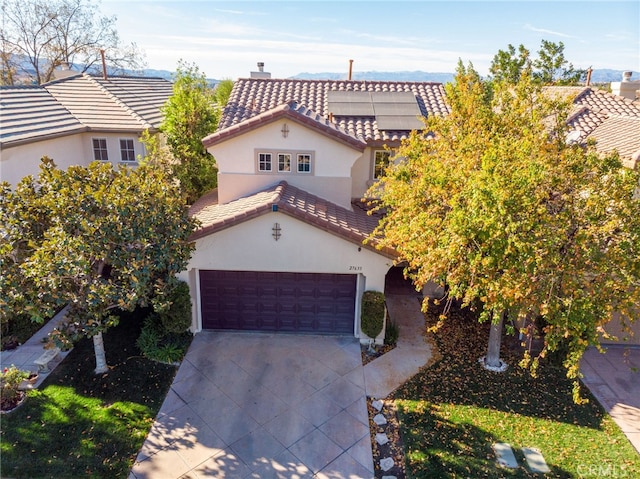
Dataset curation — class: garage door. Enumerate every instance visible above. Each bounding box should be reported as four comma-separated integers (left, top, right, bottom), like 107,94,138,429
199,270,357,334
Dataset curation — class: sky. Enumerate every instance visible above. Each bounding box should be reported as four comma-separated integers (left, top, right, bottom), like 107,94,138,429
102,0,640,80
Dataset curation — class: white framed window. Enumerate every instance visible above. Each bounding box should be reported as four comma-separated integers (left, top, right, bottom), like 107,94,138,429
297,154,311,173
119,138,136,162
256,149,313,174
258,152,272,171
92,138,108,161
278,153,291,172
373,150,391,179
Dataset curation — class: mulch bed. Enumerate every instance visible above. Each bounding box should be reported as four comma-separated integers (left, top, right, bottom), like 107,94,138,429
361,342,396,366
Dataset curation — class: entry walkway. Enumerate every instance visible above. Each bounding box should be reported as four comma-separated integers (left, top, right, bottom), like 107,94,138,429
0,307,71,389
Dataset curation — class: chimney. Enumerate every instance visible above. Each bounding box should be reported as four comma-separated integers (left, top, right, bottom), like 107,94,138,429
611,71,640,100
250,62,271,79
348,59,353,81
585,67,592,86
52,61,76,80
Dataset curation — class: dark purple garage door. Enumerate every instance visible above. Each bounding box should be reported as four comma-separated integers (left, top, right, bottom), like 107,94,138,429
199,270,356,334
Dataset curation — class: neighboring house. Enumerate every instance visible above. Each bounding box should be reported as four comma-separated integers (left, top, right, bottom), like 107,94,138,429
548,83,640,345
182,77,449,340
0,72,173,186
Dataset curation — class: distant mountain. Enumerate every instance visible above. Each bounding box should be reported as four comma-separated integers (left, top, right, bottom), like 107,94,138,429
289,69,639,84
290,71,455,83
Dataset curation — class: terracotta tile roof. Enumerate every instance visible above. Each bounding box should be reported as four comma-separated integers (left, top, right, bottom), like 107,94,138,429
559,86,640,166
0,86,85,148
1,73,173,147
190,181,395,257
203,101,367,150
218,78,449,144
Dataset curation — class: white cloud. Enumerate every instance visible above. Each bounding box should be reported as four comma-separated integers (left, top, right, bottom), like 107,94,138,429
524,24,573,39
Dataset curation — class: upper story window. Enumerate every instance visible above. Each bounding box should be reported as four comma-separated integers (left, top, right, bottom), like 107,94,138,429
119,139,136,162
374,150,391,179
297,154,311,173
256,149,313,174
258,152,272,171
92,138,108,161
278,153,291,172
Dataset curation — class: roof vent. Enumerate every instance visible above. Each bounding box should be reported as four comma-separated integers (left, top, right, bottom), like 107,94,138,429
251,62,271,79
622,71,633,82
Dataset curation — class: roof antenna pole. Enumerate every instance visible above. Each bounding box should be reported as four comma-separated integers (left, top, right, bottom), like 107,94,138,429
348,59,353,81
100,49,107,80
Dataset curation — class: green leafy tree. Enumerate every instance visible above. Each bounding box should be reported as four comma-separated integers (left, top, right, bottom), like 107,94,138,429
161,61,219,204
214,78,234,107
0,158,197,374
367,62,640,401
490,40,585,85
0,0,145,85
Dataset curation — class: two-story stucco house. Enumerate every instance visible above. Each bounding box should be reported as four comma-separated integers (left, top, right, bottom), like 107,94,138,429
181,77,449,340
182,73,640,345
0,72,173,186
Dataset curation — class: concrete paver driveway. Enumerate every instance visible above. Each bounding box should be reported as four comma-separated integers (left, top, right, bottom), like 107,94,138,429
130,332,373,479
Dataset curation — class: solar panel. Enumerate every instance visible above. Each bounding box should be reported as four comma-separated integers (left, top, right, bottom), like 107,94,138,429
327,91,374,116
376,116,424,131
327,89,423,131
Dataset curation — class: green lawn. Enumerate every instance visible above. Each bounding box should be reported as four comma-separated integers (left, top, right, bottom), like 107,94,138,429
393,301,640,478
0,308,180,479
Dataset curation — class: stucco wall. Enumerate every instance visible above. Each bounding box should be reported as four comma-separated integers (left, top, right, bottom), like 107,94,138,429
180,212,393,335
1,132,144,186
208,120,363,208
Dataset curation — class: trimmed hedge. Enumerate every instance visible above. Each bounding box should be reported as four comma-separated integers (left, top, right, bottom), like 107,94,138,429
361,291,385,340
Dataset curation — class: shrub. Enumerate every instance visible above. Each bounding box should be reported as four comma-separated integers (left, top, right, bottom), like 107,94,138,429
154,281,192,334
361,291,385,340
137,281,193,363
384,312,400,346
1,365,28,407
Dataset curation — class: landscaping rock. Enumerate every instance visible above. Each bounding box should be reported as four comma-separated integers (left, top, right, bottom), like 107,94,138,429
375,432,389,445
380,457,395,471
373,413,387,426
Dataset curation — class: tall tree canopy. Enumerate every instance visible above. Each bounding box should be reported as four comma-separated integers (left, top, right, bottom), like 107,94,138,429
160,61,220,204
490,40,585,85
0,0,145,85
368,62,640,401
0,159,197,373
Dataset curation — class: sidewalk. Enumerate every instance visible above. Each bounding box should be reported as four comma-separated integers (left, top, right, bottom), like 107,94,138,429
580,345,640,454
0,307,71,389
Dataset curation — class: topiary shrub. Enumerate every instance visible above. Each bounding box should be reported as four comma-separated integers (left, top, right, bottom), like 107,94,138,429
361,291,385,340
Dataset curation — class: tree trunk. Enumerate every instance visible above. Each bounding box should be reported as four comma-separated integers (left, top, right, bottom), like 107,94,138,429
93,332,109,374
485,310,505,368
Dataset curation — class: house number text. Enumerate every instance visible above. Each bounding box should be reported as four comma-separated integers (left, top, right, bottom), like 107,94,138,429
348,266,363,271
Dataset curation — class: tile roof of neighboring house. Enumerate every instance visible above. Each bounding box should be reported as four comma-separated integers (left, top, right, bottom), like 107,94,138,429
0,73,173,148
203,100,367,150
218,78,450,144
189,181,394,257
559,86,640,166
0,85,85,147
44,74,172,131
